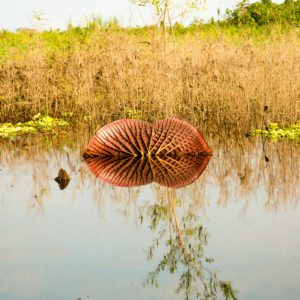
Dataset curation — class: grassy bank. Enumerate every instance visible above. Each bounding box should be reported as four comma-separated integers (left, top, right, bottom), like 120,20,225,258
0,12,299,134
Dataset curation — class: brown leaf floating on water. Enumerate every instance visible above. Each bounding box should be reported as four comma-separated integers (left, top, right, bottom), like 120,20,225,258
83,117,212,188
83,119,152,157
55,168,71,190
150,117,212,156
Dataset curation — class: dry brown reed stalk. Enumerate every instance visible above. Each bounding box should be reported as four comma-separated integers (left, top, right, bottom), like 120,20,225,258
0,30,299,134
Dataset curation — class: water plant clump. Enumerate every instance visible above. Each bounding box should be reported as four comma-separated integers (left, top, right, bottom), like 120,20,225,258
0,113,69,138
248,123,300,141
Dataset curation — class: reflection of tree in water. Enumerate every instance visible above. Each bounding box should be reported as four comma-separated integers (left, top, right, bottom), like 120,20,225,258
140,189,237,300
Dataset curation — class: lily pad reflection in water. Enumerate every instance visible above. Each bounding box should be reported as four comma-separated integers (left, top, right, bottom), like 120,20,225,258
84,154,211,188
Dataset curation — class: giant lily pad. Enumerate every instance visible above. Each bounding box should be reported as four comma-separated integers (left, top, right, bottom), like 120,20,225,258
84,117,212,188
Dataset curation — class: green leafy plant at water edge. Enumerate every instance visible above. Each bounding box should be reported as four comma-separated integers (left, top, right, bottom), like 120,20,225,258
125,109,143,120
0,113,69,138
248,123,300,141
83,115,93,122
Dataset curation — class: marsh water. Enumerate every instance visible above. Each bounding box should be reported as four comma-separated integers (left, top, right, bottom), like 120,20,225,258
0,127,299,300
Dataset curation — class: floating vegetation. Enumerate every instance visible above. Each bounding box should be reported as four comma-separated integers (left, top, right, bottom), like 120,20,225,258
248,123,300,141
83,115,93,122
0,113,69,138
125,109,143,120
54,168,71,190
61,112,74,118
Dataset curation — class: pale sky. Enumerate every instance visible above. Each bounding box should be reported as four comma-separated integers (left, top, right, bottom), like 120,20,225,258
0,0,283,31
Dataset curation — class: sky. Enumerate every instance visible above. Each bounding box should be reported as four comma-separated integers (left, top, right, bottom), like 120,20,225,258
0,0,284,31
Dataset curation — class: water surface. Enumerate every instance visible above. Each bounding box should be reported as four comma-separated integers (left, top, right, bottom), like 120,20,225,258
0,130,299,300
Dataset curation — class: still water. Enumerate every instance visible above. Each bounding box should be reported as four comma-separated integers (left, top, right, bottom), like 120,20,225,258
0,129,299,300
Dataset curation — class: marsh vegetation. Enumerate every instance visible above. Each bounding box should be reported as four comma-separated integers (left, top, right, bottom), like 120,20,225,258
0,1,300,299
0,0,299,136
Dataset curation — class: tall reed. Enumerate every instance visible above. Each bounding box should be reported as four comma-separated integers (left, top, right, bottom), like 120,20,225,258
0,28,299,134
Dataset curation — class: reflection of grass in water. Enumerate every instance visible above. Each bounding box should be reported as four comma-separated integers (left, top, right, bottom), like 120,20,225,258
1,130,300,213
248,123,300,141
0,113,69,138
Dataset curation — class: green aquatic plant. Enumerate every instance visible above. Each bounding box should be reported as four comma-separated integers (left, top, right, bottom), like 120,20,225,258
125,109,143,120
248,123,300,141
0,123,38,138
0,113,69,138
83,115,93,122
61,111,75,118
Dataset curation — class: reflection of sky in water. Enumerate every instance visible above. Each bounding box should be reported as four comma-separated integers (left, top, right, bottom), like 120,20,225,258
204,201,300,299
0,135,299,300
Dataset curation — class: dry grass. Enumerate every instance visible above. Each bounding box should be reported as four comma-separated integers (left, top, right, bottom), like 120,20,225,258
0,30,299,133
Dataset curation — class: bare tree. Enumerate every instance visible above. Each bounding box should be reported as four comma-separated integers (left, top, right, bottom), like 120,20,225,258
132,0,206,40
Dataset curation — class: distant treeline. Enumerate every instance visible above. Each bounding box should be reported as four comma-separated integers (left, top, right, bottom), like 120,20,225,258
223,0,300,26
172,0,300,33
